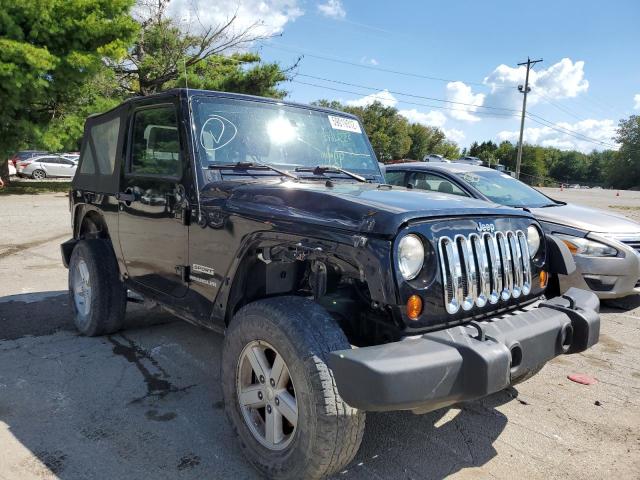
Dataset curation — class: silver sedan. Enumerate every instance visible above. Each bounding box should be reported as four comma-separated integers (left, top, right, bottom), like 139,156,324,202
385,162,640,299
16,154,78,179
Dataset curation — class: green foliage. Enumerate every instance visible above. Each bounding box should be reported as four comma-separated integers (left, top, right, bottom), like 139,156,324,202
0,180,71,195
606,116,640,189
0,0,137,180
170,53,288,99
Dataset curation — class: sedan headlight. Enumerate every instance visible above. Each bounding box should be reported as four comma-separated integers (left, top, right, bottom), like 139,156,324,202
555,233,617,257
526,225,541,258
398,234,424,280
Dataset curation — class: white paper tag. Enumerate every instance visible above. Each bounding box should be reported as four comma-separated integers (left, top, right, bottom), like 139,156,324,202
328,115,362,133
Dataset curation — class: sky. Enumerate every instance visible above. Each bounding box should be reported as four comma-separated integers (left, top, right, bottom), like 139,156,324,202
169,0,640,153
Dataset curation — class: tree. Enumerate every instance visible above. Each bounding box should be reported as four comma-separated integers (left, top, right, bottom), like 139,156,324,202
407,124,446,160
607,115,640,189
0,0,137,183
114,0,277,95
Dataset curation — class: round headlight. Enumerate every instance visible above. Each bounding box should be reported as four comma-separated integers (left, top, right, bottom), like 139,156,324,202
398,234,424,280
527,225,541,258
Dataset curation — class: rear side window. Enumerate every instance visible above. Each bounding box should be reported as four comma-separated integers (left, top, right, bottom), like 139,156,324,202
407,172,468,196
80,116,120,175
130,106,181,177
385,171,406,186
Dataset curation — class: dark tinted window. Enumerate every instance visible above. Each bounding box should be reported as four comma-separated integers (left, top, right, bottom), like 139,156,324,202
41,157,60,164
408,172,467,196
385,171,406,186
131,106,181,177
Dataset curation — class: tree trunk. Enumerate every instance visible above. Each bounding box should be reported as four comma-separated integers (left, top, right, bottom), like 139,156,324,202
0,159,10,186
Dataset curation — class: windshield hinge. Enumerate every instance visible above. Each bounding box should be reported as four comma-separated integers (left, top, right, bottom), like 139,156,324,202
175,265,190,283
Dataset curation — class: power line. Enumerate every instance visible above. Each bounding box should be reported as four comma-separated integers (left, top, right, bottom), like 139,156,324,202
294,73,520,113
524,115,618,149
289,79,521,118
262,42,498,88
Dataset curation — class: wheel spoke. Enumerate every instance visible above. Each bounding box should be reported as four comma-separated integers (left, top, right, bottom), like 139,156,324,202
276,390,298,427
270,353,289,389
238,385,265,408
265,409,283,447
247,345,270,380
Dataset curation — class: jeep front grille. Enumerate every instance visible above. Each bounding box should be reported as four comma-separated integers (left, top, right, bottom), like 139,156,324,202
438,230,532,314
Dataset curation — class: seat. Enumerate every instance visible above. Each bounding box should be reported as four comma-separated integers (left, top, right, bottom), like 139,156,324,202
438,182,454,194
414,179,431,191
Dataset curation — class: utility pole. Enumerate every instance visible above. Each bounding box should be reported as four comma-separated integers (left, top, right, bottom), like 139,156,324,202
515,57,543,179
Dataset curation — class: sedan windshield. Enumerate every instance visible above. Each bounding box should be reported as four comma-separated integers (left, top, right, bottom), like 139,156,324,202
456,170,557,208
192,96,380,178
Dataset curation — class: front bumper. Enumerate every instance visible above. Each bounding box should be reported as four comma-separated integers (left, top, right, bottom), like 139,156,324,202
560,233,640,299
328,288,600,412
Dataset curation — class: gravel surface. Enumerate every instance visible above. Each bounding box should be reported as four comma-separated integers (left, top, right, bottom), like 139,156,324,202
0,192,639,480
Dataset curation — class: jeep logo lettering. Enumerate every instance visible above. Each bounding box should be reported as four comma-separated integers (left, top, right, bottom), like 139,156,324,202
476,222,495,233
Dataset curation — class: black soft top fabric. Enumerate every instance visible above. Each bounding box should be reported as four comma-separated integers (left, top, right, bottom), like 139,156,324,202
72,104,128,194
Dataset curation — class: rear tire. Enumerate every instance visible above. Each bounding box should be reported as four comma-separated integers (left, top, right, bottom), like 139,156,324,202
68,239,126,336
222,296,365,480
31,169,46,180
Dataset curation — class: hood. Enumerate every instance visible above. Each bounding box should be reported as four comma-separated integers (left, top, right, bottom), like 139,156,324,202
531,202,640,234
201,179,530,237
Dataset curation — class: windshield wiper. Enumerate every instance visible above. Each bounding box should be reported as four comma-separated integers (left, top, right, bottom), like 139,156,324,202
208,161,298,180
294,165,367,183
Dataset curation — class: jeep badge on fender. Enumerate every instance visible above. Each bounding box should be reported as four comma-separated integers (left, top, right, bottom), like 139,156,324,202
60,89,600,480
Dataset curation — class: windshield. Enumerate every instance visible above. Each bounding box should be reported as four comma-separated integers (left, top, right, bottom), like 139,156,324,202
192,96,380,178
456,170,556,208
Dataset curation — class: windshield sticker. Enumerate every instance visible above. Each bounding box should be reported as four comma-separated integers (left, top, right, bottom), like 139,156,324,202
200,115,238,151
462,172,480,184
328,115,362,134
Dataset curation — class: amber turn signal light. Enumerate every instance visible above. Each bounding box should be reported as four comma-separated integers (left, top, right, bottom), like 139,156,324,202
540,270,548,288
561,240,578,255
407,295,423,320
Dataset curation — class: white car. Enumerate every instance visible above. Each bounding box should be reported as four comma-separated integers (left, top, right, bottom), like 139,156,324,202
16,154,78,179
7,160,16,176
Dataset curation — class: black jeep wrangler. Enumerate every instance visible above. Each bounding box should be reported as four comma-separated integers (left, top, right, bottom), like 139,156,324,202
61,89,600,479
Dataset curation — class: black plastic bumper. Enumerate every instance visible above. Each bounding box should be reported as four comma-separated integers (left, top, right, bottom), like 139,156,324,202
328,288,600,412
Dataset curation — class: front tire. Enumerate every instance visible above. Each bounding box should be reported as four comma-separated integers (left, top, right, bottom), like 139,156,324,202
68,239,126,336
222,296,365,480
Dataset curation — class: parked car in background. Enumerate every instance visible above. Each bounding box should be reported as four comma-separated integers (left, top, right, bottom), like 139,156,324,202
8,150,48,168
386,162,640,300
16,154,78,179
423,154,449,162
455,155,483,165
62,153,80,163
7,160,16,176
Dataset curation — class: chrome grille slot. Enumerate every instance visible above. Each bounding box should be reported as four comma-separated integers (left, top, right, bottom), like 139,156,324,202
438,229,531,314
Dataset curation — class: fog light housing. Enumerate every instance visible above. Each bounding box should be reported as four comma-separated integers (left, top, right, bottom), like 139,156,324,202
406,295,423,320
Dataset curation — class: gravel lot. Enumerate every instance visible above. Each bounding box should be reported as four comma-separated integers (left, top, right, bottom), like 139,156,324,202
1,189,639,480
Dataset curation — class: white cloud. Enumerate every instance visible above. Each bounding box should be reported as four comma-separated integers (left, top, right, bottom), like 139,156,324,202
497,118,617,153
360,56,379,66
398,108,447,128
346,89,397,108
634,94,640,110
446,81,485,122
164,0,303,37
443,128,465,143
482,58,589,112
317,0,346,19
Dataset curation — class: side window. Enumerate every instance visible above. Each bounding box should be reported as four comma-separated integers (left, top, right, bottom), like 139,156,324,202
41,157,59,164
130,106,181,177
79,116,119,175
385,171,406,186
408,172,468,197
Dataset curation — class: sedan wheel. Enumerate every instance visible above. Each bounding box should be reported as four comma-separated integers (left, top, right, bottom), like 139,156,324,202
32,169,46,180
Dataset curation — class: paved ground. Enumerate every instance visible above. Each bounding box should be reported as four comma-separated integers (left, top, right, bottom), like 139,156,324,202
1,190,639,480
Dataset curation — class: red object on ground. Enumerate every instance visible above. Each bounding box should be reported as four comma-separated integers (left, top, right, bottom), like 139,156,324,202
567,373,597,385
